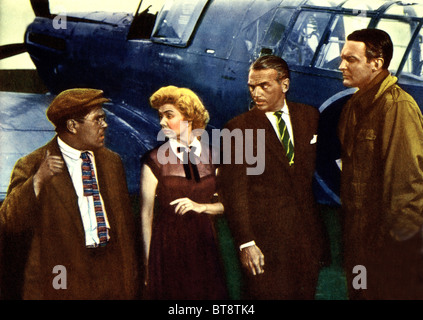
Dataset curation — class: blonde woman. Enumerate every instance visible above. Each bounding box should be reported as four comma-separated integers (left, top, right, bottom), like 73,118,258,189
140,86,228,299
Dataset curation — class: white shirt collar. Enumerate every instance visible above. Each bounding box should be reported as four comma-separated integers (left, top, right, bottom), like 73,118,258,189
264,100,294,145
265,100,289,117
57,136,91,160
169,137,202,161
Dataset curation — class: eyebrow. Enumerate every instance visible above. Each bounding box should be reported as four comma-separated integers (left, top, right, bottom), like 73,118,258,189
341,53,359,60
159,109,175,116
248,80,270,87
162,108,175,113
85,110,105,119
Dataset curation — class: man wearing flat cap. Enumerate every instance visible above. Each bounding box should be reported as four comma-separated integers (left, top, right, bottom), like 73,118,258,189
0,88,139,299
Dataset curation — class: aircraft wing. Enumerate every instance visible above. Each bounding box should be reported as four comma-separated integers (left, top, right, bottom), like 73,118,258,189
102,99,161,195
0,92,56,200
0,91,160,201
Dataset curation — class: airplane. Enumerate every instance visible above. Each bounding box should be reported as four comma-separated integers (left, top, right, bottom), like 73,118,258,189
2,0,423,301
1,0,423,208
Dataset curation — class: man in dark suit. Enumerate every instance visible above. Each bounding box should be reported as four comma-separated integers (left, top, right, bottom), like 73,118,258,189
218,55,328,299
0,88,139,299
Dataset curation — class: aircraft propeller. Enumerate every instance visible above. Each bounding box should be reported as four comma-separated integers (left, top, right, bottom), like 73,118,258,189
0,44,27,60
30,0,51,18
0,0,50,60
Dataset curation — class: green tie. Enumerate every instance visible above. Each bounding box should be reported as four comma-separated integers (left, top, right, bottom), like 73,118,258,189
274,111,294,166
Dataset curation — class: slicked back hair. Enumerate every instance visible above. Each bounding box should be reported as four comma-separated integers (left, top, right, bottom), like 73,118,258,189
250,55,290,83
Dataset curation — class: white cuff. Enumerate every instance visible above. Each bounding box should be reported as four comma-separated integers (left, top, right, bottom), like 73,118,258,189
239,240,256,251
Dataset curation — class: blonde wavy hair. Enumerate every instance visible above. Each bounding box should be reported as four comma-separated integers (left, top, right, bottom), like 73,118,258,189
149,86,210,130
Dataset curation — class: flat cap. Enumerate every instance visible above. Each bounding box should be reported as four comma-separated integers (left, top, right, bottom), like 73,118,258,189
46,88,110,126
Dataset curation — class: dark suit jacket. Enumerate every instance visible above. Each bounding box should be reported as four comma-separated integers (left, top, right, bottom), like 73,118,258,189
0,137,139,299
218,103,327,299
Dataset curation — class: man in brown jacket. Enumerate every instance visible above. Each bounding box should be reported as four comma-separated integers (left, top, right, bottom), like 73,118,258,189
338,29,423,299
218,55,328,299
0,88,139,299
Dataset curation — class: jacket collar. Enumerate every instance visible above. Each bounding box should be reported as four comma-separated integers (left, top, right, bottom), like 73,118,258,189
353,70,396,109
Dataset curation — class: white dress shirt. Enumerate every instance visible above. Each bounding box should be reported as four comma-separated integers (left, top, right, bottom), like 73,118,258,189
57,137,110,247
265,100,294,145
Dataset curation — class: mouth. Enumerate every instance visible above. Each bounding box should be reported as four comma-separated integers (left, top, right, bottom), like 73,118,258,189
254,100,266,106
162,128,177,138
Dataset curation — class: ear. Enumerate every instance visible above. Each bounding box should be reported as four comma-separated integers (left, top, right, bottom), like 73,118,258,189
281,78,290,94
66,119,78,134
371,58,385,72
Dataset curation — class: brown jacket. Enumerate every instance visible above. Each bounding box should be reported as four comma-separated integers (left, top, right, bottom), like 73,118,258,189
218,103,328,299
0,137,139,299
338,71,423,299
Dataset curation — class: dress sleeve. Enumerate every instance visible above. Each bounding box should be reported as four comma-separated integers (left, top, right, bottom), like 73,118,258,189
142,149,161,179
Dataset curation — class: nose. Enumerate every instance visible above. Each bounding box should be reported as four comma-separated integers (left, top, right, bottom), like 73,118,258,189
160,117,167,128
101,119,108,128
339,59,347,70
251,86,262,99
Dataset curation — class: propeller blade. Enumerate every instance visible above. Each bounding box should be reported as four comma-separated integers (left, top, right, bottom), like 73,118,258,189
0,43,27,60
30,0,51,18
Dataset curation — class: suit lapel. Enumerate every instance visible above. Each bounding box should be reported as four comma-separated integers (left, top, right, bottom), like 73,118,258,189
47,138,85,238
288,102,303,164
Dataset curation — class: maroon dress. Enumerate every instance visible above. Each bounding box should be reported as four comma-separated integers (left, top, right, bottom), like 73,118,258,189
144,142,228,300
